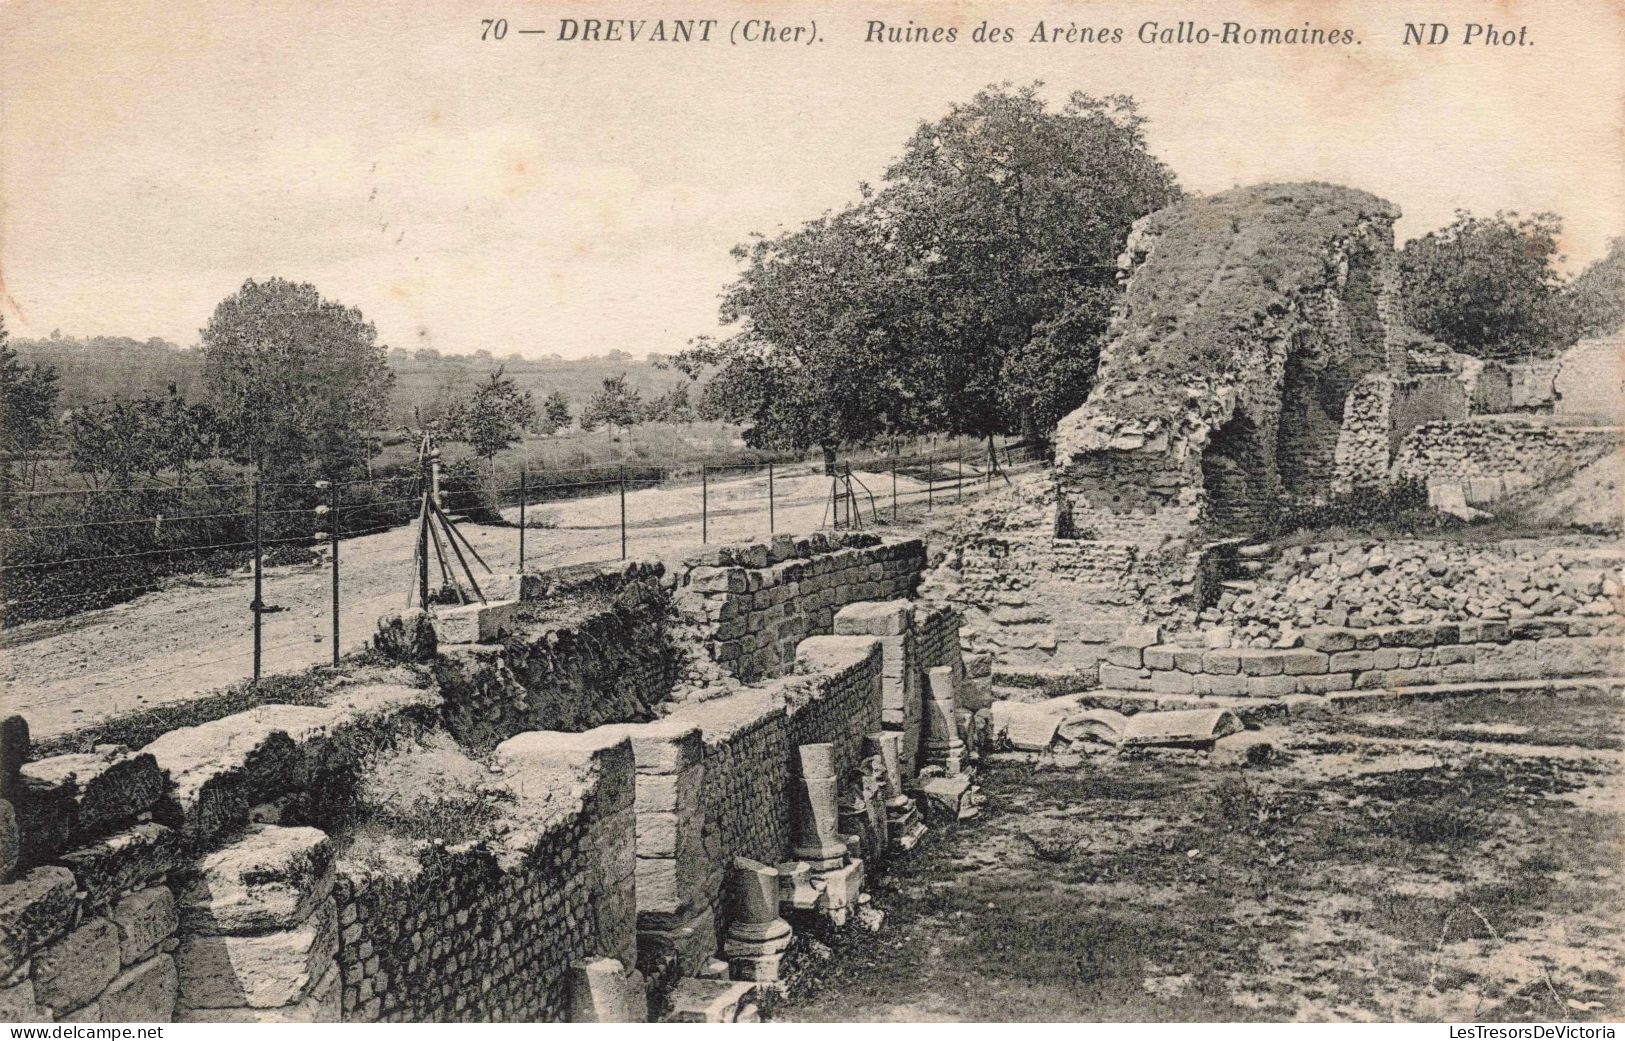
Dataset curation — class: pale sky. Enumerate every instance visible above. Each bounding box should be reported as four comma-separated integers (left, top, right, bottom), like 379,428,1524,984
2,0,1621,357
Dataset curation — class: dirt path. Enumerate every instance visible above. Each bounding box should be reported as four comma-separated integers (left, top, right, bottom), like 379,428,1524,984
772,690,1625,1022
0,466,960,739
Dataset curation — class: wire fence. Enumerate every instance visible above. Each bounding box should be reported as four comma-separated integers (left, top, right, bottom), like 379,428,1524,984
0,437,1042,721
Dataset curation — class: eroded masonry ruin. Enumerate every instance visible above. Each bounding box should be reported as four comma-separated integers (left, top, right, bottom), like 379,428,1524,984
1054,183,1412,544
0,534,991,1023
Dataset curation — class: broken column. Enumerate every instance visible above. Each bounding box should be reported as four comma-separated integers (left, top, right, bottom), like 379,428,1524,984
917,668,980,822
836,759,888,866
790,744,846,871
922,667,966,775
865,732,925,853
721,858,793,992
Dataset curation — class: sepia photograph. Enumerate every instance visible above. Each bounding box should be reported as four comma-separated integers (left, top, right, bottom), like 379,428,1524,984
0,0,1622,1028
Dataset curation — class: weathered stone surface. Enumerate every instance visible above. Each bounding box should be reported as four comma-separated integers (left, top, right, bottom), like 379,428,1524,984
17,747,163,843
432,600,522,645
372,609,438,662
178,825,333,934
0,972,47,1021
177,963,339,1022
109,887,175,966
99,954,177,1022
145,706,339,845
666,977,757,1023
175,902,336,1009
833,601,912,637
0,866,77,972
33,918,120,1016
1119,709,1243,748
58,823,182,913
567,957,647,1023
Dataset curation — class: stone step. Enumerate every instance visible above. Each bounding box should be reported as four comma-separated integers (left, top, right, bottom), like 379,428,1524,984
1219,580,1257,593
1236,543,1277,560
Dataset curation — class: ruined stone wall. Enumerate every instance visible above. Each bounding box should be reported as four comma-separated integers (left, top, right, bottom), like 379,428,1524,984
3,747,182,1023
1332,373,1470,493
1555,336,1625,420
429,563,678,750
1099,617,1623,698
671,534,925,684
1393,418,1620,504
921,528,1205,674
1054,183,1405,546
335,730,636,1023
1473,359,1560,413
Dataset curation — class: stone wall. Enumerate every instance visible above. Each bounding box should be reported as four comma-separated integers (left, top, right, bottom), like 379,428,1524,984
1099,616,1623,698
1555,336,1625,420
671,534,925,685
1054,183,1406,546
1393,418,1620,505
1474,359,1560,414
921,528,1206,674
1332,372,1471,493
429,563,678,750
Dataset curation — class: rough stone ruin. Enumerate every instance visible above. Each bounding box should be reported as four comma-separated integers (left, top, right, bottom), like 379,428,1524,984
1054,183,1410,545
0,534,990,1023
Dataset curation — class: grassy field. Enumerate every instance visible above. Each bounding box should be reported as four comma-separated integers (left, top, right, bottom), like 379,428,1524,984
772,691,1625,1022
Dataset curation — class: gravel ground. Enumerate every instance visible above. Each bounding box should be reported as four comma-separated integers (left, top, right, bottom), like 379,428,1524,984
0,466,962,738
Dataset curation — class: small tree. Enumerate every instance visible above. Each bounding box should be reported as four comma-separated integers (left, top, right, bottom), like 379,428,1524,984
0,317,61,493
541,390,572,433
1399,211,1579,359
457,366,536,471
579,374,642,442
67,388,220,488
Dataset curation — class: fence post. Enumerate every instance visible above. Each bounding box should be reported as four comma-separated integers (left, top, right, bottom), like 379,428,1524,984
329,479,340,666
926,444,933,513
619,465,627,560
701,466,708,544
891,443,898,522
957,440,964,503
251,473,262,685
518,466,527,571
768,462,775,533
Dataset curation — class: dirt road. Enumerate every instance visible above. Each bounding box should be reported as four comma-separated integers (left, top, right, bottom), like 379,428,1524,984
0,466,958,738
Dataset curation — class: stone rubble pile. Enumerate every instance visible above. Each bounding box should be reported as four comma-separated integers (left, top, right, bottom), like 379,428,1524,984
1208,539,1623,642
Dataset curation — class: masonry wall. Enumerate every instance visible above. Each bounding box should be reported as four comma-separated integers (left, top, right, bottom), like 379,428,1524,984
672,534,925,685
1393,418,1620,504
430,563,679,750
1473,359,1559,414
920,530,1205,674
1555,336,1625,420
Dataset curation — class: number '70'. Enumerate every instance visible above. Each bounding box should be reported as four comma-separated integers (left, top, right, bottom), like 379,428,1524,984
481,18,507,39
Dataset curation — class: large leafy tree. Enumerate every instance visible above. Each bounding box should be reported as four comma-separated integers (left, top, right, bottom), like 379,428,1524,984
1399,211,1580,359
1564,236,1625,340
880,87,1179,447
66,387,221,487
682,203,926,468
201,278,395,475
683,85,1179,462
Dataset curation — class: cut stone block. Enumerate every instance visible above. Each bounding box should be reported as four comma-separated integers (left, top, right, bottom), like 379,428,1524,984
58,823,182,914
33,918,120,1016
99,954,177,1023
17,747,164,843
0,866,77,973
432,600,522,644
666,977,757,1023
110,887,176,966
568,957,647,1023
1118,708,1243,748
833,601,912,636
175,902,336,1009
145,706,340,846
177,825,333,934
988,701,1063,751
